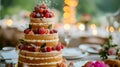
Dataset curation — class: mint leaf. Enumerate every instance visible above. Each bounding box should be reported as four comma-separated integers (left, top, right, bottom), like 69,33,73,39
48,24,52,30
19,39,25,44
41,43,46,48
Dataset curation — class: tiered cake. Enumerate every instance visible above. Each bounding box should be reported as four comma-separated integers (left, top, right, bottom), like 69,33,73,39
18,4,65,67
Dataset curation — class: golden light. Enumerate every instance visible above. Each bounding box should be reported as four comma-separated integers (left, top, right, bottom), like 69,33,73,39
63,12,70,18
63,6,70,12
78,23,85,31
90,24,96,30
92,30,97,36
105,26,109,32
118,27,120,32
6,19,13,26
109,26,114,32
64,24,70,30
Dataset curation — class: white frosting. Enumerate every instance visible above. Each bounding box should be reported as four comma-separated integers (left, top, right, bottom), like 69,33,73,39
24,39,59,42
19,54,62,60
18,60,61,65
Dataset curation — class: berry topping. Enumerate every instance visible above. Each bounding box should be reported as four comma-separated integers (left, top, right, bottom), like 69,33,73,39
28,30,34,35
53,29,58,33
24,28,31,34
45,12,50,18
33,29,39,34
30,12,36,18
47,47,52,52
28,47,35,52
19,45,28,50
52,47,56,50
61,45,64,49
39,8,44,13
39,27,45,34
34,6,40,12
50,30,54,34
41,47,47,52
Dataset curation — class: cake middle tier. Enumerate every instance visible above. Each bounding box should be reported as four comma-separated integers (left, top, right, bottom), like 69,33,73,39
24,34,59,46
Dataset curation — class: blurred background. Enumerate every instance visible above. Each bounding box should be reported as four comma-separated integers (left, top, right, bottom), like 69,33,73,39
0,0,120,49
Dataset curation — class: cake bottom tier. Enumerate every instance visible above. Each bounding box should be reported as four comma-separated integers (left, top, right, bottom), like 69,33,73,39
18,62,60,67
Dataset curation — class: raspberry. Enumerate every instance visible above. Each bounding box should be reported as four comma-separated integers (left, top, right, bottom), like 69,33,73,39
53,29,58,33
41,47,47,52
24,28,31,34
56,45,61,51
45,12,50,18
39,8,44,13
47,47,52,52
28,47,35,52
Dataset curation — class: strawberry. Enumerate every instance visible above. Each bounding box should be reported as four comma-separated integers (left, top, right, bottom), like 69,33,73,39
24,28,31,34
53,29,58,33
28,47,35,52
39,27,45,34
45,12,50,18
41,4,47,9
39,8,44,13
41,47,47,52
47,47,52,52
28,30,34,35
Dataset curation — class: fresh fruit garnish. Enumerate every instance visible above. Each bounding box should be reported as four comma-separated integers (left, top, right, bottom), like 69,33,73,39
56,45,61,51
19,45,28,50
33,29,39,34
28,30,34,35
61,45,64,49
45,12,50,18
39,8,44,13
34,6,40,12
41,4,47,9
24,28,31,34
47,47,52,52
19,39,26,45
52,47,56,50
30,12,36,18
28,46,35,52
50,30,54,34
53,29,58,33
45,29,50,34
48,24,52,30
39,27,45,34
41,43,46,48
41,47,47,52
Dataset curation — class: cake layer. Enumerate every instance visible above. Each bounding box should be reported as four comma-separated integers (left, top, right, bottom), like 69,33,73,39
25,34,58,40
30,22,54,29
18,50,62,67
26,41,58,47
18,62,59,67
30,18,54,23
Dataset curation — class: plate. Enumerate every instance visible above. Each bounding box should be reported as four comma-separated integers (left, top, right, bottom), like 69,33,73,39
74,61,88,67
62,48,88,59
79,44,102,54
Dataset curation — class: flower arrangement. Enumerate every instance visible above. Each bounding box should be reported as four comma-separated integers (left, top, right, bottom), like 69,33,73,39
82,61,109,67
99,35,119,60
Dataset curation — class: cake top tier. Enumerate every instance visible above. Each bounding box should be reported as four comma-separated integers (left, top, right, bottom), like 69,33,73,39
30,4,55,18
